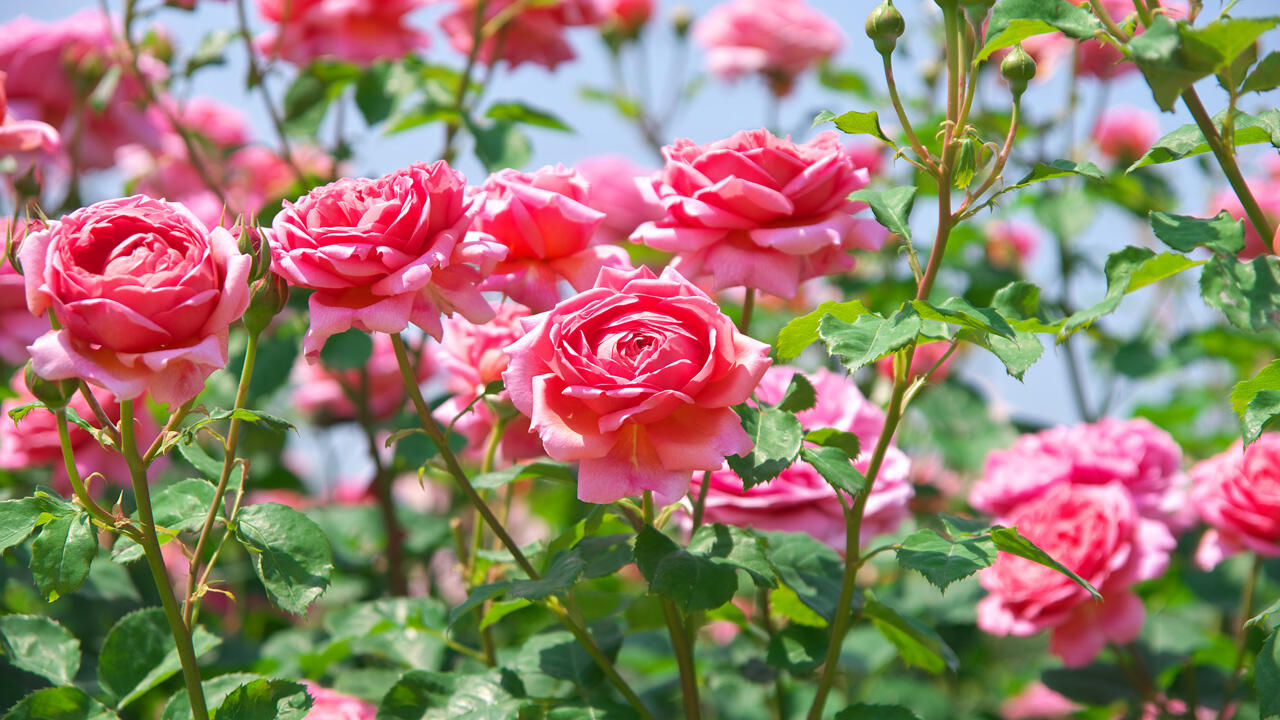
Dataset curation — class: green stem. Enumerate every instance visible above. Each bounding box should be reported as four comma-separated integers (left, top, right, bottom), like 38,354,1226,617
54,409,136,539
739,288,756,336
881,52,936,175
758,588,787,720
441,0,490,162
234,0,310,185
691,470,712,531
645,491,701,720
120,400,210,720
1218,556,1261,719
1181,88,1276,242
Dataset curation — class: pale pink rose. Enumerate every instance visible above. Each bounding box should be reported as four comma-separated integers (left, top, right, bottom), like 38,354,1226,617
433,301,543,464
1,219,49,366
292,333,433,423
255,0,429,67
1000,682,1079,720
576,155,663,245
20,196,251,406
971,417,1187,532
985,220,1039,269
875,340,955,383
977,481,1172,667
267,161,506,359
1189,435,1280,569
689,366,912,548
301,683,376,720
632,129,886,299
503,265,772,504
1208,179,1280,259
0,10,167,170
1094,106,1158,163
0,71,59,165
473,165,627,312
440,0,601,70
596,0,652,35
693,0,842,95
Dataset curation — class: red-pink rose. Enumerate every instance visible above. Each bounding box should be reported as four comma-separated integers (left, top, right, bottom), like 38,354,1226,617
632,129,886,299
575,155,664,245
255,0,429,66
1093,106,1158,163
690,367,912,548
1208,179,1280,259
503,265,772,504
693,0,842,95
440,0,601,70
596,0,652,36
20,196,251,406
293,333,433,423
300,683,376,720
1189,435,1280,569
1,219,49,366
977,481,1172,667
473,165,628,312
267,161,506,359
985,219,1039,269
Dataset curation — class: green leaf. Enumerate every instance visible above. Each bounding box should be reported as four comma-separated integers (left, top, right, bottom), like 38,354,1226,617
688,523,777,588
216,679,313,720
776,300,870,360
1243,51,1280,93
176,439,223,482
967,328,1045,381
1259,627,1279,719
980,0,1101,61
446,582,511,627
471,461,575,491
1242,389,1280,445
835,704,922,720
98,608,221,707
819,110,894,146
0,498,47,554
160,673,262,720
1248,596,1280,629
378,670,531,720
0,615,81,685
766,624,828,674
895,528,996,592
0,688,118,720
87,65,122,113
1200,254,1280,332
633,526,738,612
849,187,916,241
467,119,532,172
760,531,846,623
1125,252,1205,293
319,327,373,371
183,30,234,75
1008,159,1105,190
485,102,572,131
912,297,1014,338
573,534,633,579
30,513,97,601
509,551,587,600
992,281,1042,320
354,63,396,126
1130,17,1280,110
1128,109,1280,170
818,66,870,97
1150,210,1245,255
1063,246,1157,333
283,65,353,137
1232,360,1280,415
804,428,861,458
234,502,334,615
862,597,958,674
777,372,816,413
819,306,922,373
150,478,218,533
990,526,1101,599
726,405,804,489
800,446,866,496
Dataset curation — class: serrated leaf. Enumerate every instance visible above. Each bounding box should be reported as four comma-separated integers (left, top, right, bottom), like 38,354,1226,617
760,531,846,623
98,608,221,707
968,327,1045,381
633,526,737,612
216,679,313,720
471,461,575,491
1063,246,1156,333
895,528,996,592
849,187,916,241
1125,252,1204,293
30,513,97,601
0,498,47,553
446,582,511,627
819,307,922,372
1200,253,1280,332
160,673,262,720
1248,596,1280,629
1232,360,1280,415
378,670,531,720
777,373,816,413
912,297,1014,338
862,597,958,674
979,0,1101,62
1242,389,1280,444
1243,51,1280,93
0,615,81,685
1128,109,1280,170
1130,16,1280,110
776,300,870,360
1258,628,1279,719
467,119,531,172
804,428,861,458
1009,159,1105,189
509,552,587,600
820,110,894,146
1150,210,1245,255
688,523,777,588
990,526,1101,599
0,687,118,720
800,446,866,496
766,624,828,674
726,405,803,489
234,503,334,615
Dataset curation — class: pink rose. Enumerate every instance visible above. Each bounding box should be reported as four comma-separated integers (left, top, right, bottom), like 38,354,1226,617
985,219,1039,269
1093,106,1158,163
1189,435,1280,569
434,301,543,464
1,219,49,366
689,367,912,548
977,481,1172,667
473,165,628,312
1208,179,1280,259
631,129,886,299
301,683,376,720
255,0,429,66
440,0,601,70
503,265,772,504
20,196,251,406
292,333,433,423
0,71,59,164
266,161,506,359
575,155,664,245
693,0,842,95
596,0,652,36
1000,682,1079,720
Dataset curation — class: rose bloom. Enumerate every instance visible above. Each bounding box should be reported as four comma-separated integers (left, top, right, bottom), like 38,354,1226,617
971,417,1187,529
267,161,506,359
503,265,771,504
1,219,49,366
1000,682,1079,720
985,219,1039,269
473,165,629,312
301,683,375,720
1207,178,1280,259
575,155,663,245
292,333,433,424
255,0,430,67
434,301,543,464
632,129,886,299
596,0,652,36
440,0,601,70
690,367,912,549
693,0,843,96
977,481,1174,667
20,196,251,406
1189,435,1280,569
1093,106,1159,163
0,71,59,169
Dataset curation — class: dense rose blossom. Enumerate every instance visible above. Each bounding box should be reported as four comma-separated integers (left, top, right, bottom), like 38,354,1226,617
1,219,49,366
876,340,955,383
596,0,652,36
0,72,59,167
255,0,430,67
985,219,1039,269
0,10,166,170
503,265,771,504
1189,435,1280,569
440,0,601,70
971,417,1186,529
21,196,251,406
576,155,663,244
301,683,376,720
693,0,842,95
632,129,886,299
1093,106,1159,163
434,302,543,464
1000,683,1079,720
292,333,433,423
1208,178,1280,259
690,367,912,548
473,165,627,311
267,161,506,359
977,481,1174,667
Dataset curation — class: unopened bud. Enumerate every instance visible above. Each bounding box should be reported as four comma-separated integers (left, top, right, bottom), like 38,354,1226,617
242,271,289,337
953,136,980,189
24,363,77,410
671,5,693,38
866,1,905,55
1001,44,1037,97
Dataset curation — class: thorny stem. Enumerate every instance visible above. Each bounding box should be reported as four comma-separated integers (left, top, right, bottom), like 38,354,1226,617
77,381,120,447
143,399,196,464
234,0,311,185
54,409,137,540
881,53,936,175
646,491,701,720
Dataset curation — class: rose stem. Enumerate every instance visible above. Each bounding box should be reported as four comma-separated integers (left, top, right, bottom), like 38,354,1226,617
54,408,139,541
440,0,490,163
352,366,408,596
120,399,210,720
389,332,657,720
233,0,311,185
1217,556,1261,719
644,490,702,720
739,288,756,335
690,470,712,530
